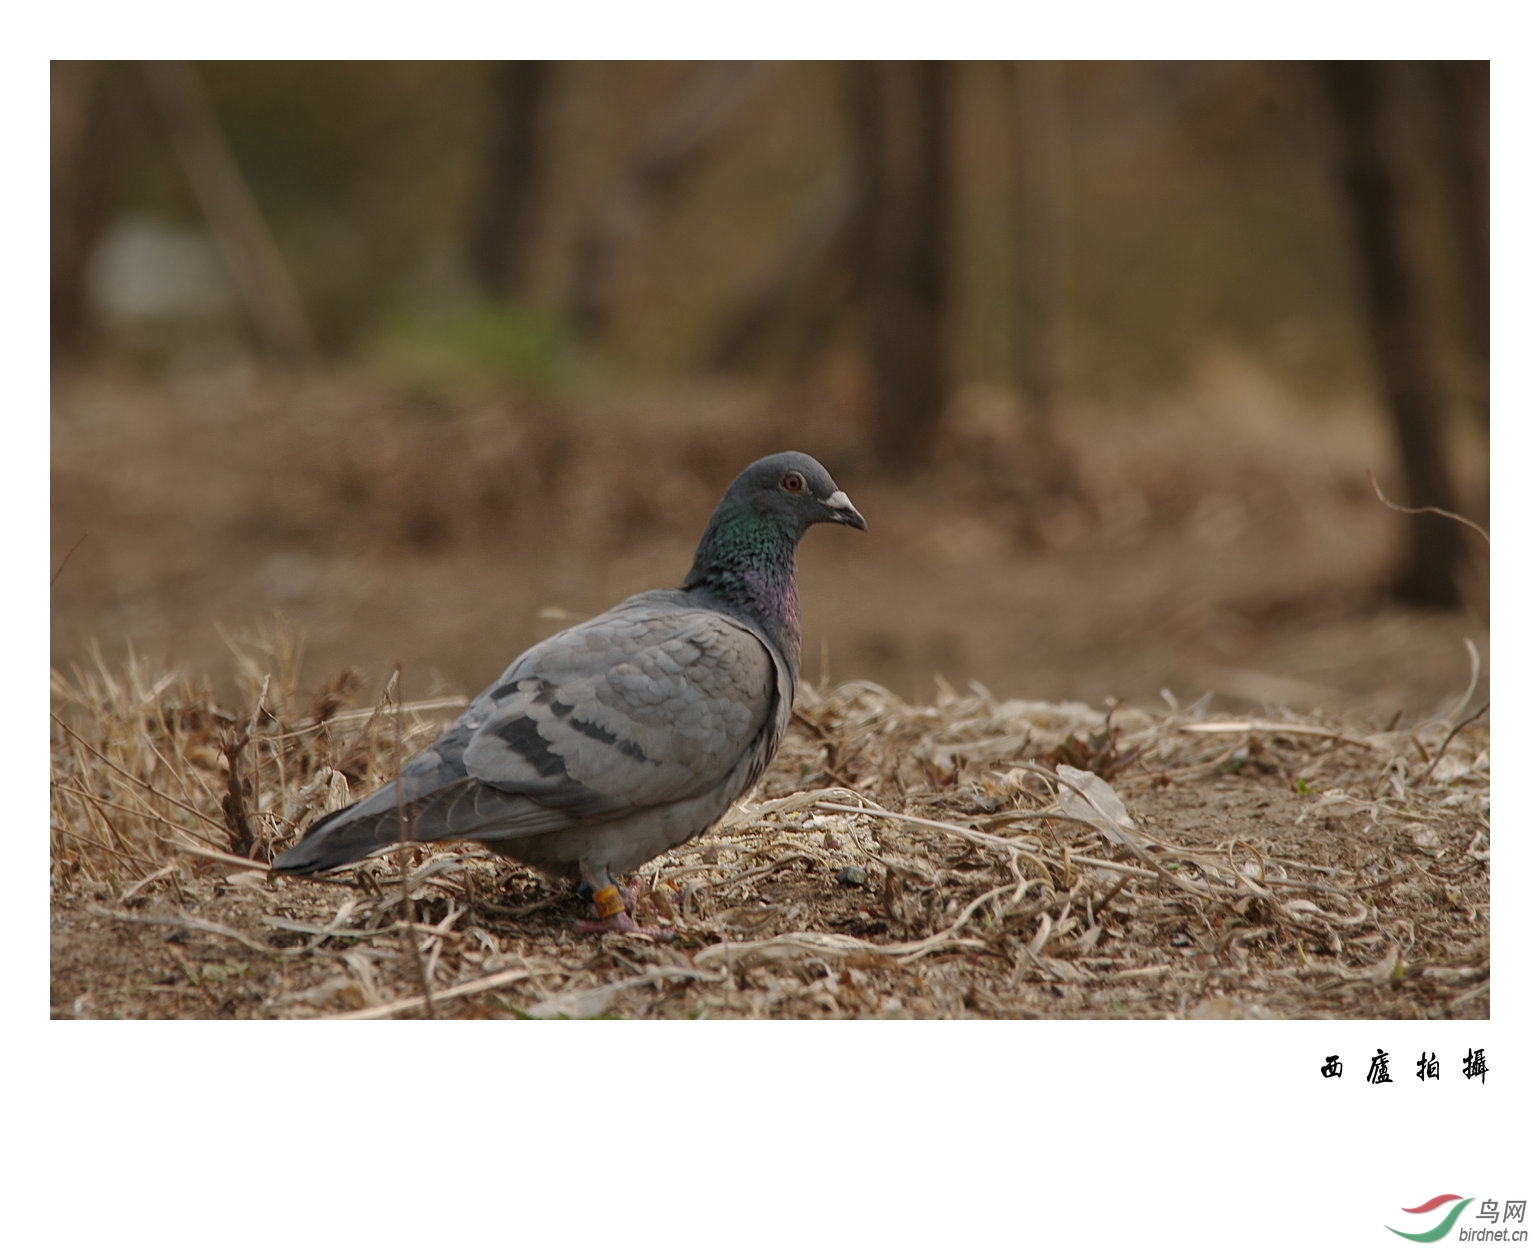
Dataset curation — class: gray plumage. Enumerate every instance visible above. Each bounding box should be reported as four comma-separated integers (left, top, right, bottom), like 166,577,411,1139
272,452,865,896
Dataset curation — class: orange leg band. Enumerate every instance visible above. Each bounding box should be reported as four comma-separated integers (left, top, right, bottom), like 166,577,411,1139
591,884,625,919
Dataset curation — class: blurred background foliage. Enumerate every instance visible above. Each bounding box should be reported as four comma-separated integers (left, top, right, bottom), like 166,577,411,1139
54,61,1485,406
50,60,1489,713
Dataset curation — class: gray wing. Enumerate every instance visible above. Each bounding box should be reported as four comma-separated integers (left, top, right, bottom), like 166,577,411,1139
462,598,778,814
273,592,783,872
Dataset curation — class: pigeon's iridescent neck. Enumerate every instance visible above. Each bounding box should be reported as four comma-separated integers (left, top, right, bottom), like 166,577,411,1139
685,510,803,671
737,563,801,646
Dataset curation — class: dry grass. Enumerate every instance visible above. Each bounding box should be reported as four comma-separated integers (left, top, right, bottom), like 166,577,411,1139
50,627,1489,1019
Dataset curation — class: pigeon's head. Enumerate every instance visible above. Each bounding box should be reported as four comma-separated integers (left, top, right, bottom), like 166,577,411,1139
726,451,867,537
685,452,865,655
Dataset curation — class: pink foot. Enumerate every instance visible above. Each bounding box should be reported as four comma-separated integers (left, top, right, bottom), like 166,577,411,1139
574,877,676,940
572,909,676,940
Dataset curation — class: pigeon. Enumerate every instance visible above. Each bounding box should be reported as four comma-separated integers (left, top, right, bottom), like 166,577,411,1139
272,451,866,936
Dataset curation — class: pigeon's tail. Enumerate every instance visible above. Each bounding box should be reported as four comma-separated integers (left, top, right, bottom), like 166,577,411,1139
272,766,573,874
271,797,421,874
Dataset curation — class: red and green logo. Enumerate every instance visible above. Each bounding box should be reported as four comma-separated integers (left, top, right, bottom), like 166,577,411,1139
1387,1194,1474,1241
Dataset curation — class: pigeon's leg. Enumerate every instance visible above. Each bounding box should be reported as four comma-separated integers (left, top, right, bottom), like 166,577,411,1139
573,861,675,940
575,874,644,915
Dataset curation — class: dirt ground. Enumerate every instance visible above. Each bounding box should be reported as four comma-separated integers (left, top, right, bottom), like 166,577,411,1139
49,359,1490,1018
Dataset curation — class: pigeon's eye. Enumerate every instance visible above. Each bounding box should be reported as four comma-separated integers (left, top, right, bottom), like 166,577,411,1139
780,471,807,494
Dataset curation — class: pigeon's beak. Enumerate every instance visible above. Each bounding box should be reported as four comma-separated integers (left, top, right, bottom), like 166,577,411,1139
823,489,867,531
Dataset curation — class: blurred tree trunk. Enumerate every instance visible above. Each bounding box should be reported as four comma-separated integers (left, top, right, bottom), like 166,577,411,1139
703,172,858,372
566,62,762,342
141,60,316,366
1428,60,1489,430
1003,60,1091,521
1319,61,1465,608
470,61,549,299
1007,60,1071,449
51,63,136,359
852,61,950,473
